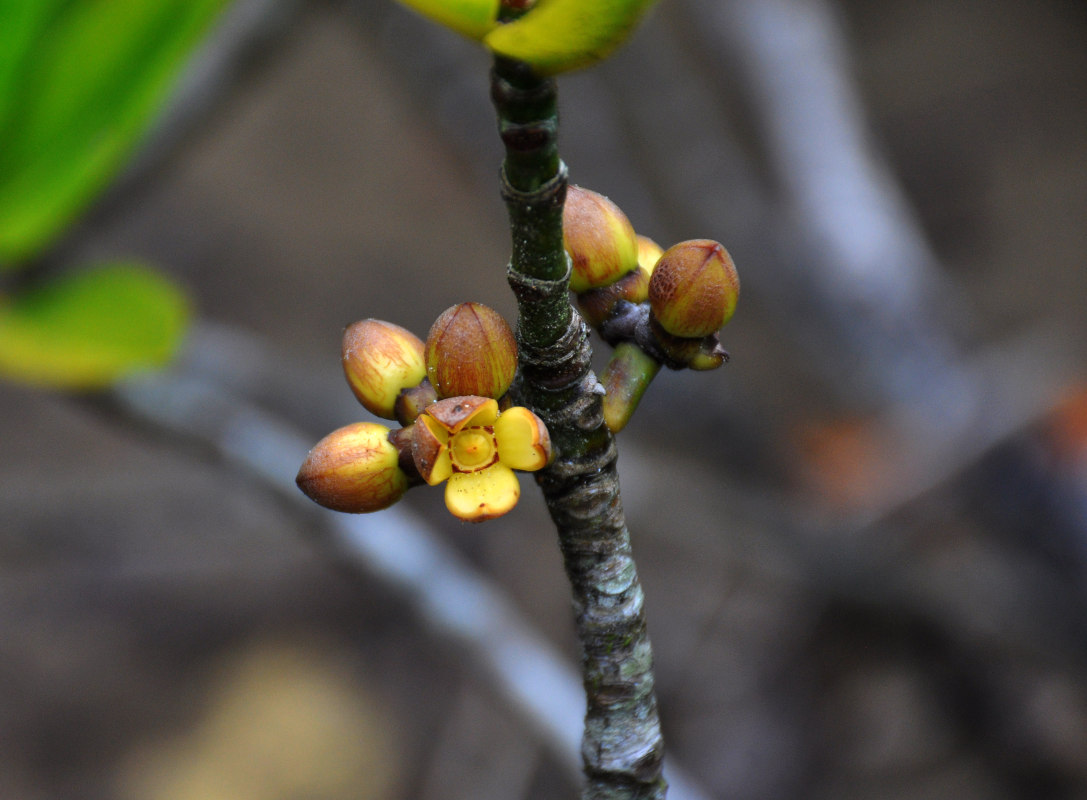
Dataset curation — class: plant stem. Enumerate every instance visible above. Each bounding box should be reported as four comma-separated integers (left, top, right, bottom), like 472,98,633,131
492,56,668,800
601,342,663,434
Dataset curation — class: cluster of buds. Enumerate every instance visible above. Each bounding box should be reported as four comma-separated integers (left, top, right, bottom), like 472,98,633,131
563,185,740,432
297,303,551,522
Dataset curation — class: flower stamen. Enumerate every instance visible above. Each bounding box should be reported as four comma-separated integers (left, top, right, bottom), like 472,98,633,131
450,426,499,472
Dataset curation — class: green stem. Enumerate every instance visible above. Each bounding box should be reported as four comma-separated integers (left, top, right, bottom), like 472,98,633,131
492,56,668,800
601,342,662,434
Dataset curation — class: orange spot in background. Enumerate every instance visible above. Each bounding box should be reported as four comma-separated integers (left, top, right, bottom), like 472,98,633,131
1044,383,1087,463
792,417,891,511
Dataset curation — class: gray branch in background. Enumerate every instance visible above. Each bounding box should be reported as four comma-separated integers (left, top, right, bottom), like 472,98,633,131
579,0,1079,528
671,0,1087,533
113,324,714,800
111,323,1087,800
677,0,978,431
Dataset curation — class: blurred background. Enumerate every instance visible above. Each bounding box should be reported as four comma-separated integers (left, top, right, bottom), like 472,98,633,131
2,0,1087,798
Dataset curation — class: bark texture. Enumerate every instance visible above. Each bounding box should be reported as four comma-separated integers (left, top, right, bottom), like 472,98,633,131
492,53,668,800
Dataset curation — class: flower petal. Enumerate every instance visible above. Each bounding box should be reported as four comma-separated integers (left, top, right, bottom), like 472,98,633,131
444,463,520,522
420,413,450,444
494,407,551,471
413,416,453,485
465,398,499,428
427,447,453,486
425,395,498,433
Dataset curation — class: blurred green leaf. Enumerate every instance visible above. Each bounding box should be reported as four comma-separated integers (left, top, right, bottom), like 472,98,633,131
0,0,229,269
484,0,659,75
0,263,190,388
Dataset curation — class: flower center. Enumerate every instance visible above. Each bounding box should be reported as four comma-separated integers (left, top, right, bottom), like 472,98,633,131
449,426,498,472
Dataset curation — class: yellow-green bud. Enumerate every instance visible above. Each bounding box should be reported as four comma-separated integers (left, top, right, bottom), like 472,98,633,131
564,185,639,293
636,234,664,277
483,0,661,76
296,422,409,513
648,239,739,338
342,320,427,419
426,302,518,400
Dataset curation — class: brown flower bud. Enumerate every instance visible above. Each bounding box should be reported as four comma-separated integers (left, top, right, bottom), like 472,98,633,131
425,302,517,400
648,239,739,338
563,185,639,292
342,320,427,419
296,422,409,513
393,379,438,426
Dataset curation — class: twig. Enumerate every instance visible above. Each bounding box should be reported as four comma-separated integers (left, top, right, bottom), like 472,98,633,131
491,47,668,797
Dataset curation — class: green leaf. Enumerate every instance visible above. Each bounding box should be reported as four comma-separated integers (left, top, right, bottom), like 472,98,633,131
0,1,61,131
0,0,229,270
0,263,190,389
484,0,659,75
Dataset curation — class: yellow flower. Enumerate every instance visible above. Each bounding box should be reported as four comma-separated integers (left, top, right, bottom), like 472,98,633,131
412,396,551,522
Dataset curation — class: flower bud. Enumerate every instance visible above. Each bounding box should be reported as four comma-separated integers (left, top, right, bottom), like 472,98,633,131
483,0,660,75
296,422,409,513
688,339,730,371
576,235,659,326
563,185,639,293
394,380,438,426
648,239,739,338
576,267,649,329
636,234,663,277
342,320,427,419
426,302,517,400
